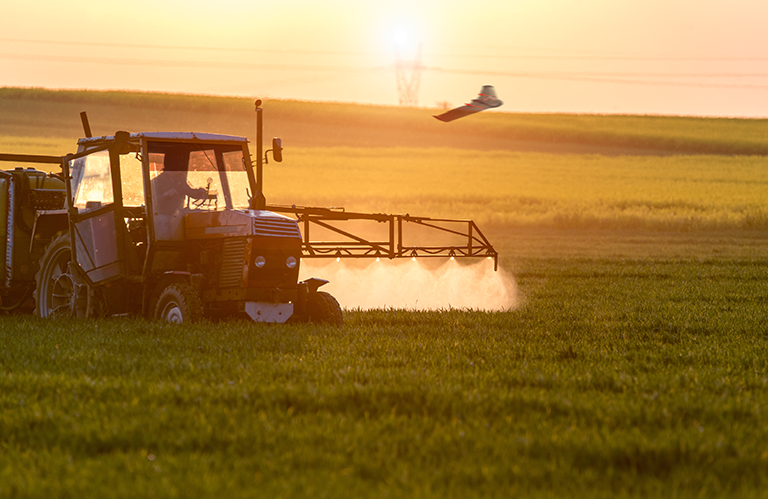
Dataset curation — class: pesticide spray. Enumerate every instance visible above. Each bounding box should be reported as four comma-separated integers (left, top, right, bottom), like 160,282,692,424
299,257,517,311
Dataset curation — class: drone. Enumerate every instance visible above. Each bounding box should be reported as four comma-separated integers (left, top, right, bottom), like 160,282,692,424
433,85,503,122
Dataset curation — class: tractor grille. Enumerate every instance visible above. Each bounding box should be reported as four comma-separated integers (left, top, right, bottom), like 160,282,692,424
253,217,301,238
219,238,247,288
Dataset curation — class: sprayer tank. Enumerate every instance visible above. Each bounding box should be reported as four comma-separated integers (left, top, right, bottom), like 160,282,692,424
1,167,66,288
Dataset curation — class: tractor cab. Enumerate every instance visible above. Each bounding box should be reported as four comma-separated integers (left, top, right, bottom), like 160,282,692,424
56,130,317,323
72,132,255,236
67,132,258,281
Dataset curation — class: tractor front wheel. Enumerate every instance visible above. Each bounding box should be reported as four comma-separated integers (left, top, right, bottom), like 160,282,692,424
307,291,343,326
153,282,203,323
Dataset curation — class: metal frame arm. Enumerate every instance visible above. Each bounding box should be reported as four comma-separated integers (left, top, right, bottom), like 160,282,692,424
267,205,498,270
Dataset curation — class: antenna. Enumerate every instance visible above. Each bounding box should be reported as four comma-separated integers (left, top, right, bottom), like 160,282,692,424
395,43,422,107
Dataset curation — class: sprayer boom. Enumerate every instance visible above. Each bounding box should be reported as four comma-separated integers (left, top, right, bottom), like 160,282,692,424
267,205,498,270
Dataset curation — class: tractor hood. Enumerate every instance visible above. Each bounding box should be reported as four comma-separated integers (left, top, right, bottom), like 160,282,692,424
185,209,301,240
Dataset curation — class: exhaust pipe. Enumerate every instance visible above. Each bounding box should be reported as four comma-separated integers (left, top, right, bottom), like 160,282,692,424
80,111,92,138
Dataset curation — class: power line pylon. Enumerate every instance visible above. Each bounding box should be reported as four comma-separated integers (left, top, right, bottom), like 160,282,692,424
395,43,422,107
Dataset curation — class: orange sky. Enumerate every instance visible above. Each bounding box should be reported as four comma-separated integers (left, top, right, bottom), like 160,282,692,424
2,0,767,117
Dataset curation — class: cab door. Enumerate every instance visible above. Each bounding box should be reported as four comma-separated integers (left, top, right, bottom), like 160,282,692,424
68,145,128,285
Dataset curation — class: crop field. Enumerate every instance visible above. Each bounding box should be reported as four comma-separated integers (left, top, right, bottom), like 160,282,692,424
2,88,768,497
2,87,768,154
266,147,768,231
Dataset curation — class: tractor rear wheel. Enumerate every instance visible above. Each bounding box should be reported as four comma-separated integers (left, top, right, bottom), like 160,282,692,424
34,231,93,318
153,282,203,323
307,291,343,326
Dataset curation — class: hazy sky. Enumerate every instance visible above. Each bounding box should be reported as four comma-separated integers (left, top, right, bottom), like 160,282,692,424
2,0,767,117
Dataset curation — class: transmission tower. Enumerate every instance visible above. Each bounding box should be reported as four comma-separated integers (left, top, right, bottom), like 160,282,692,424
395,43,422,107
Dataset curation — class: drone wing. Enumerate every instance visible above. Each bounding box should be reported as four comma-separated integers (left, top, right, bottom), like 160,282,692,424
433,85,503,123
433,104,483,122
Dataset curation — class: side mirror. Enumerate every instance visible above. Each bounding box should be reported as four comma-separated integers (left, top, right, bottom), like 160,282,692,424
271,137,283,163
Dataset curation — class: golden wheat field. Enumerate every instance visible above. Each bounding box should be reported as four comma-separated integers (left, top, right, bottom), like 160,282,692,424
3,87,768,236
264,147,768,231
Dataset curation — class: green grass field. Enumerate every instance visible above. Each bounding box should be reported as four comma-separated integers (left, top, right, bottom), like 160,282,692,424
2,87,768,497
3,257,768,498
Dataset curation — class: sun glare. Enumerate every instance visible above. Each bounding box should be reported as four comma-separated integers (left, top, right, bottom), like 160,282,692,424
392,30,411,49
384,20,421,59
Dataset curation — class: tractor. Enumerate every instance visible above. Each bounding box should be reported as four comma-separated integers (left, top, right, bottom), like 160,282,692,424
0,102,497,324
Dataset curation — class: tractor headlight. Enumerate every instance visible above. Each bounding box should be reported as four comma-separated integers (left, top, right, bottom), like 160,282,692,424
254,256,266,268
286,256,297,269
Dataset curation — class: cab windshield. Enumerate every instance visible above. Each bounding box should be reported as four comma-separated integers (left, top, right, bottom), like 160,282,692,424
148,141,252,215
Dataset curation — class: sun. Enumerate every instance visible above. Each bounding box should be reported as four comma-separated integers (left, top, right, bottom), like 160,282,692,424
392,29,411,49
389,26,420,58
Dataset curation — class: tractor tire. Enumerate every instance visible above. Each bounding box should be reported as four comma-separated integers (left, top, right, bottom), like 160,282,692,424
153,282,203,324
34,232,97,318
34,232,74,318
307,291,343,326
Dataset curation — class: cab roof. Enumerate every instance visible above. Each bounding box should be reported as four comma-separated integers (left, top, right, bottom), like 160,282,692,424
78,132,248,146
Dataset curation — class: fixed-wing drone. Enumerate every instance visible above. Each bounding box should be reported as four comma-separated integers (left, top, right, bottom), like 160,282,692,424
433,85,503,122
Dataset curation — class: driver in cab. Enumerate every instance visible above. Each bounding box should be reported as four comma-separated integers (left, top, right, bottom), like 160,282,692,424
150,150,208,240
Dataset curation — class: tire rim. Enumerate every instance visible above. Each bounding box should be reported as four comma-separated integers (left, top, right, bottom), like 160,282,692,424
41,246,73,317
51,273,75,315
160,302,184,323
